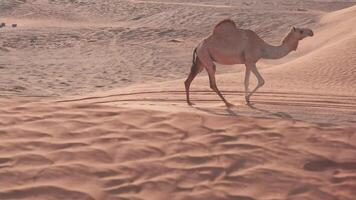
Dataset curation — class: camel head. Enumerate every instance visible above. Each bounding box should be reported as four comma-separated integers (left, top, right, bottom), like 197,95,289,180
290,27,314,40
282,27,314,50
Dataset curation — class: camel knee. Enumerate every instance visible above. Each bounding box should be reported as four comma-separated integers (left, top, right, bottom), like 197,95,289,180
184,79,190,89
209,82,217,91
259,79,265,87
210,85,218,92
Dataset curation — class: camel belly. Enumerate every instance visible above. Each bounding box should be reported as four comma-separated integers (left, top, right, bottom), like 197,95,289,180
208,47,245,65
206,33,248,65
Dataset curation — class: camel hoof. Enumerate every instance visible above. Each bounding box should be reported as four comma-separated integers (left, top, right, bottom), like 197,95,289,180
246,102,254,106
225,102,234,108
245,96,250,104
187,102,195,106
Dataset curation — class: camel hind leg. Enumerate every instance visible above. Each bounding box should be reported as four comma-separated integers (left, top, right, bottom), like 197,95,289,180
205,63,233,107
192,41,231,107
185,58,204,105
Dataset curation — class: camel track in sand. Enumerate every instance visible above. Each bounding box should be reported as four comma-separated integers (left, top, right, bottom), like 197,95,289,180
55,90,356,126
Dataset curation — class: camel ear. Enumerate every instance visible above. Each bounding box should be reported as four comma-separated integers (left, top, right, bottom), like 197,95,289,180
292,27,296,32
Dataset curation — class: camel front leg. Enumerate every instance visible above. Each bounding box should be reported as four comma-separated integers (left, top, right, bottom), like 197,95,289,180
246,64,265,104
244,67,251,104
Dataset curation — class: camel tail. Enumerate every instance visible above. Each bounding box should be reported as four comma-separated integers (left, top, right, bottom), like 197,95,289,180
191,47,198,73
192,47,197,65
185,46,199,105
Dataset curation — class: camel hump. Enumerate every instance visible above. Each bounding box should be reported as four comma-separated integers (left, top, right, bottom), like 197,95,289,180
213,19,237,36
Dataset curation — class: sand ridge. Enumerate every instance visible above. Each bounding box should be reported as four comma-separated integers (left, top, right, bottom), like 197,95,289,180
0,99,356,200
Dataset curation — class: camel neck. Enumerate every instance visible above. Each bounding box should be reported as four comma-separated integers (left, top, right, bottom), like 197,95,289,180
261,40,298,60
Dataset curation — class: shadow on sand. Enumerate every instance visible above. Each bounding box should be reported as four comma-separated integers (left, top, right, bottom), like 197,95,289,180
193,102,295,121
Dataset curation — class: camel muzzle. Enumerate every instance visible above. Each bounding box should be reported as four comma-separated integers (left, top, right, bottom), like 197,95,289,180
309,31,314,37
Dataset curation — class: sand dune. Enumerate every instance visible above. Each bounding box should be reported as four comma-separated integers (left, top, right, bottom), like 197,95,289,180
264,5,356,94
0,0,348,97
0,98,355,200
1,1,356,200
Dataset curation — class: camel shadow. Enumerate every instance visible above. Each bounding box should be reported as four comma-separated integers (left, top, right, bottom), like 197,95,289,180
192,104,239,116
246,103,294,120
192,102,295,121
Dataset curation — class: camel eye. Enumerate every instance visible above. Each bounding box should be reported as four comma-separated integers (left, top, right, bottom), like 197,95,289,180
300,30,304,34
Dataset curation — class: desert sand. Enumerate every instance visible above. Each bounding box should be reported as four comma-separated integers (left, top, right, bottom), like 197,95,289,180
1,0,356,200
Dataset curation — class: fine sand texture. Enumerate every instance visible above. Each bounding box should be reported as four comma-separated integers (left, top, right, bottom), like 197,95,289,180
1,1,356,200
0,98,356,200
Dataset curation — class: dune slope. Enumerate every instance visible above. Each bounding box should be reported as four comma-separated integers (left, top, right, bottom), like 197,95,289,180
0,99,356,200
264,5,356,94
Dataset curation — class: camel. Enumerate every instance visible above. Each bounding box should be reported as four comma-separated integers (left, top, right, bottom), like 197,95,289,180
184,19,313,107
